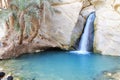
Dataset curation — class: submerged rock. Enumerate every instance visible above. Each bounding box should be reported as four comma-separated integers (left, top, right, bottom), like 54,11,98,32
94,67,120,80
96,71,120,80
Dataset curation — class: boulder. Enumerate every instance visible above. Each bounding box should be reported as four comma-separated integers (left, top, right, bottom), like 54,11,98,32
39,1,83,49
0,72,5,79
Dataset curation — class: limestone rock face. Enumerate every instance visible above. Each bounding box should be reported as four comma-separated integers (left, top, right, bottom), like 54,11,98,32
70,15,85,49
0,21,6,40
50,2,83,49
93,0,120,56
1,0,120,58
39,1,83,49
0,0,83,59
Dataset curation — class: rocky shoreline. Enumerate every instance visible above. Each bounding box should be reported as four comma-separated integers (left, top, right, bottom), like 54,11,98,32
0,70,13,80
94,68,120,80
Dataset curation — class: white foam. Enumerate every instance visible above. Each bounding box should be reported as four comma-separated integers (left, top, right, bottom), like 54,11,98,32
69,50,90,55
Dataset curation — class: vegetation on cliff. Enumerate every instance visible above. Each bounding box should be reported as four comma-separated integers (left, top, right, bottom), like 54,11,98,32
0,0,54,45
0,0,82,59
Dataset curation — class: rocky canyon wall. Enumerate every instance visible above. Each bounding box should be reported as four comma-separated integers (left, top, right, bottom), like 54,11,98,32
0,0,83,59
0,0,120,59
92,0,120,56
72,0,120,56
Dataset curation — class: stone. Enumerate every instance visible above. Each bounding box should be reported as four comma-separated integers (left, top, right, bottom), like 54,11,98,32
0,72,5,79
7,76,13,80
104,72,120,80
106,72,112,77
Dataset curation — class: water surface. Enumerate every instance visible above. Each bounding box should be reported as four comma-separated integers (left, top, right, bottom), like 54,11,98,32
0,51,120,80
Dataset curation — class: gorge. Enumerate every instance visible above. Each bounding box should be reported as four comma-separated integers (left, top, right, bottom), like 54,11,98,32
0,0,120,80
0,0,120,58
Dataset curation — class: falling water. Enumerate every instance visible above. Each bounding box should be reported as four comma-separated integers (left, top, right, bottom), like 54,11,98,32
78,12,96,52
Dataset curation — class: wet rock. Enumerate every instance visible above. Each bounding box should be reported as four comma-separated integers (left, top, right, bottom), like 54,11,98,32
95,69,120,80
105,72,112,77
0,72,5,79
111,72,120,80
7,76,13,80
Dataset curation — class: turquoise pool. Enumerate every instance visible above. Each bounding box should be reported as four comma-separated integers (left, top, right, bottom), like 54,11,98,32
0,51,120,80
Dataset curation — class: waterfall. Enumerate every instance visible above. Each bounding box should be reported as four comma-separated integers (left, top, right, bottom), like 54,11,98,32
70,12,96,54
78,12,96,52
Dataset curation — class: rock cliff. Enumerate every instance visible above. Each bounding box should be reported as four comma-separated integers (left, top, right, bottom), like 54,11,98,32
72,0,120,56
92,0,120,56
0,0,83,59
0,0,120,59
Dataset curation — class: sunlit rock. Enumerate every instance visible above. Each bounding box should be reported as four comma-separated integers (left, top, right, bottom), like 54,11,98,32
0,0,83,59
81,5,95,18
93,0,120,56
